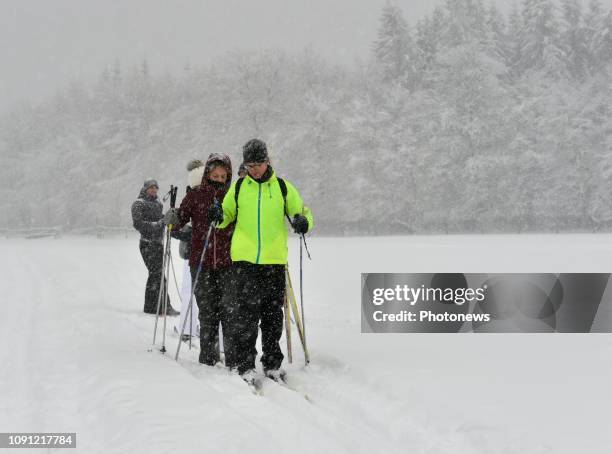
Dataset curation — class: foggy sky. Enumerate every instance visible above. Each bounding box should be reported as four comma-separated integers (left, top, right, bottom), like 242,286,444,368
2,0,611,112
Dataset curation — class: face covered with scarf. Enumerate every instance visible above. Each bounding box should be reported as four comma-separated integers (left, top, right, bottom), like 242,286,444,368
203,153,231,190
207,164,228,189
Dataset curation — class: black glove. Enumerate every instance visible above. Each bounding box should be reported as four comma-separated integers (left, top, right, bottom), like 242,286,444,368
163,208,181,226
208,201,224,224
292,214,309,234
171,224,192,242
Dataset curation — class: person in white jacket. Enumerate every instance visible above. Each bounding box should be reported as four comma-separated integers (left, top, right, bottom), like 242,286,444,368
173,159,205,340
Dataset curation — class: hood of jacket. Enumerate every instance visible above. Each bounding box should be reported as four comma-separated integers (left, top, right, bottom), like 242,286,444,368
201,153,233,188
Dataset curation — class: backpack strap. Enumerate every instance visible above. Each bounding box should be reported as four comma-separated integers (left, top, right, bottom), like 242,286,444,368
276,178,292,223
234,177,244,218
277,178,288,208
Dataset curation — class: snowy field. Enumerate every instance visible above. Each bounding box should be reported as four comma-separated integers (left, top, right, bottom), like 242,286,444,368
1,234,612,454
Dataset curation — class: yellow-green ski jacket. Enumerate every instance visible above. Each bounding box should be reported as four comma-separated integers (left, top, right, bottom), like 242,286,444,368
218,171,313,265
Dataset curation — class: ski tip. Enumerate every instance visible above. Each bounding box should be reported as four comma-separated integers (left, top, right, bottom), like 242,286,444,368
242,374,264,396
248,378,264,396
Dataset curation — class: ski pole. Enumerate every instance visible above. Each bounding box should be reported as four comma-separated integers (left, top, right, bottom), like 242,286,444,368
300,233,311,260
189,276,193,349
160,231,172,353
151,185,177,353
151,228,169,349
284,282,293,364
175,221,216,361
299,237,309,364
160,185,178,353
286,266,309,364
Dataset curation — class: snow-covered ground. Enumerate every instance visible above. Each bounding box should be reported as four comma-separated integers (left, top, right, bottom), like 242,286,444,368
1,234,612,454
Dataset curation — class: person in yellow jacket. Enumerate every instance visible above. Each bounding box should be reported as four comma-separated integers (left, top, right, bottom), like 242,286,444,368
209,138,313,383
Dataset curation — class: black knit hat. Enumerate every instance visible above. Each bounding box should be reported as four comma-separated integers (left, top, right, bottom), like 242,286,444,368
243,139,268,163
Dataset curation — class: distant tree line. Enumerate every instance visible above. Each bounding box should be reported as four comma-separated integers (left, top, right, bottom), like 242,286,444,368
1,0,612,235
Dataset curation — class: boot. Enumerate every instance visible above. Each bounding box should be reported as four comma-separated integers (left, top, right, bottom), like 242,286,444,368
198,337,217,365
161,305,180,317
264,368,287,383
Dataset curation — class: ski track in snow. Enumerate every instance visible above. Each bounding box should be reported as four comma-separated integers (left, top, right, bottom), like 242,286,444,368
2,234,612,454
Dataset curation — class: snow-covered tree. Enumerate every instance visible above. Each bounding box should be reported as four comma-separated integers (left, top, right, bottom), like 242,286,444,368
584,0,605,71
373,2,417,90
517,0,567,79
507,2,524,74
588,5,612,71
440,0,488,48
485,3,510,64
561,0,589,80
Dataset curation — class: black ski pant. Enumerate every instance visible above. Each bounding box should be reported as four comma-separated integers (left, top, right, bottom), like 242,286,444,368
139,239,170,313
191,266,234,367
226,261,285,375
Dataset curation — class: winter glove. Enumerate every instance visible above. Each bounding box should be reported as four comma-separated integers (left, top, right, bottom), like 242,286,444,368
170,224,192,242
292,214,309,234
208,201,224,225
163,208,181,226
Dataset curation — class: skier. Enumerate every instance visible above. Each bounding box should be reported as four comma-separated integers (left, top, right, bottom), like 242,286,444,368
165,154,235,366
209,139,313,384
131,179,179,316
171,159,207,341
